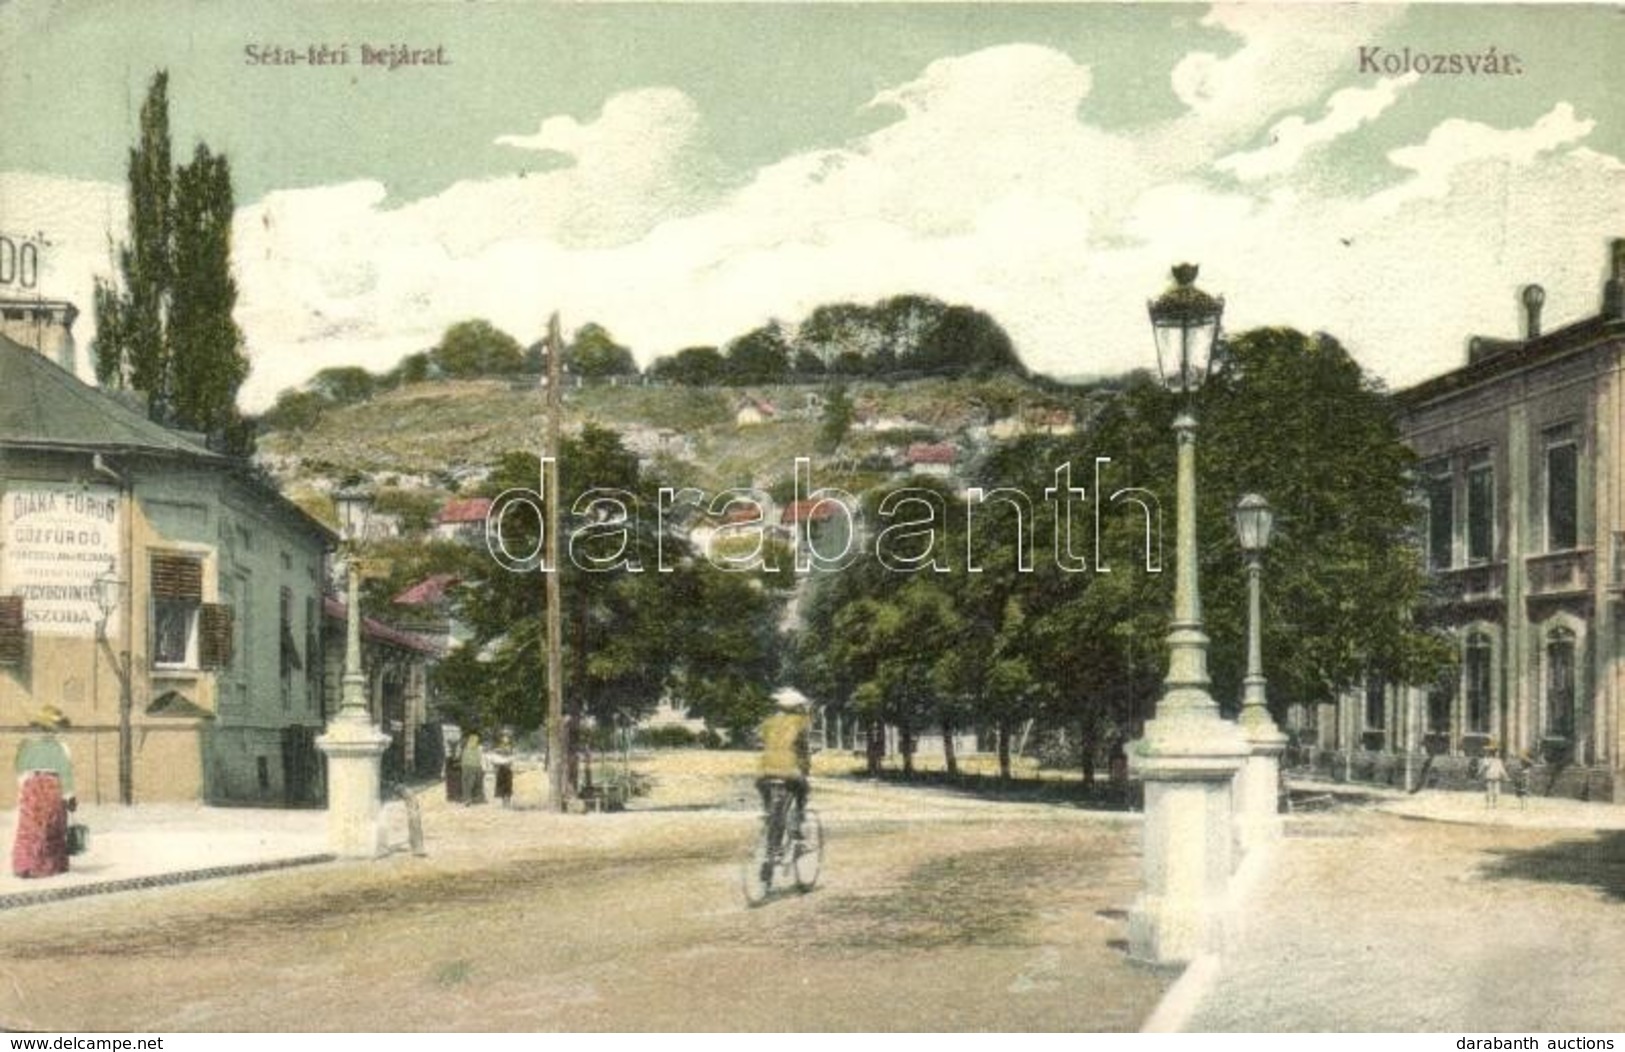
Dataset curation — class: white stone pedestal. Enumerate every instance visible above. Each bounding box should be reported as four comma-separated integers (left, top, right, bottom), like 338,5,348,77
317,716,391,859
1128,714,1249,966
1235,723,1287,860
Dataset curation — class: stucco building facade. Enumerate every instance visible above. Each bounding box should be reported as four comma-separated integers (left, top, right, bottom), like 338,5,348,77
1301,240,1625,802
1,326,336,807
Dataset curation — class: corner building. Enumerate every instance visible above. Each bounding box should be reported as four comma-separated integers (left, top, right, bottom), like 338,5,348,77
1307,239,1625,801
0,325,335,807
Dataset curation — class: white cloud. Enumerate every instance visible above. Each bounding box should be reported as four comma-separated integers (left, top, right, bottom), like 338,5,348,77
1165,4,1408,145
1216,73,1420,181
1371,102,1596,212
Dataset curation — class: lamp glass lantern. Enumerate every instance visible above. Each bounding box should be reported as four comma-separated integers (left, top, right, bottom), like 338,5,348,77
1234,493,1275,554
334,487,374,544
93,560,121,634
1148,263,1225,395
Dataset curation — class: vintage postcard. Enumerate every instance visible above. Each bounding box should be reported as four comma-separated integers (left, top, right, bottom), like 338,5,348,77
2,0,1624,1037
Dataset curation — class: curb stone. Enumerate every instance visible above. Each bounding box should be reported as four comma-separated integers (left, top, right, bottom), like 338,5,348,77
0,853,336,911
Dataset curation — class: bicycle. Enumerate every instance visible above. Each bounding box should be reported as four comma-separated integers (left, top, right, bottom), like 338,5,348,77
742,778,823,906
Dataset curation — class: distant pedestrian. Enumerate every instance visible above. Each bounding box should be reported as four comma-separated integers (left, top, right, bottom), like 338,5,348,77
1514,751,1534,809
12,705,76,878
460,732,484,805
490,732,515,808
1481,744,1508,809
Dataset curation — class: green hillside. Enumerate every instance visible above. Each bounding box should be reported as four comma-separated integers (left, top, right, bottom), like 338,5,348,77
256,372,1096,515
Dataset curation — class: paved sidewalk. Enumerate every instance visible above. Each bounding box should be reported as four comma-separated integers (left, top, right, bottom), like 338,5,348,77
1178,788,1625,1031
1,800,333,908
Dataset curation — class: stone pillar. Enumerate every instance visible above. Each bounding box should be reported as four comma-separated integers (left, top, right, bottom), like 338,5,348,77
1235,552,1286,856
1128,415,1249,965
316,565,390,859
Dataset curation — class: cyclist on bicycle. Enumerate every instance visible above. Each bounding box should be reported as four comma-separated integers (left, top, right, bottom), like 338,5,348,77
757,688,811,870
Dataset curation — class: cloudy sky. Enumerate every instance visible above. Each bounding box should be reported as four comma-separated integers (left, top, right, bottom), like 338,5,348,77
1,2,1621,409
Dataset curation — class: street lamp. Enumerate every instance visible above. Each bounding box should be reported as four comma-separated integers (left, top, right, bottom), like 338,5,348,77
93,559,133,805
316,484,391,858
333,486,374,723
1234,494,1288,852
1127,264,1251,966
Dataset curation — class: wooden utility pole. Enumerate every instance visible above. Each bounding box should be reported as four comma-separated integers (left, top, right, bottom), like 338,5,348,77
544,312,570,811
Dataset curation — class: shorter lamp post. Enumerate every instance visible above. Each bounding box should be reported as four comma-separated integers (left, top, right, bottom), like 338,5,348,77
316,486,391,859
1234,494,1287,855
1126,264,1251,966
93,560,131,806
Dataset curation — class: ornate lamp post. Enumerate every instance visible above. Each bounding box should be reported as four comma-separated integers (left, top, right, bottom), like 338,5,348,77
316,486,391,858
1127,264,1251,965
1234,493,1287,854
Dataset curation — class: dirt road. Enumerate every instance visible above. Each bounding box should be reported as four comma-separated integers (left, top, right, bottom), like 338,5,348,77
0,753,1171,1032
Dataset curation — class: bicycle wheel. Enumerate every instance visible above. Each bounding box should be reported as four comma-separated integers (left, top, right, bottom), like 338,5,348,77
741,823,775,906
790,809,824,891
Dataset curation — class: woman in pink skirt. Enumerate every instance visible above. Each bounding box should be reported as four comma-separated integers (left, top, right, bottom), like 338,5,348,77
12,705,75,878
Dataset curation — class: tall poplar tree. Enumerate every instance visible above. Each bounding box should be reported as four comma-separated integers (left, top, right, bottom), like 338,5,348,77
94,71,249,453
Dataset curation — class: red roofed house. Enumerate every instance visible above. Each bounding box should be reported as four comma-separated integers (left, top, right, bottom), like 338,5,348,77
434,496,493,543
735,395,777,427
905,442,958,478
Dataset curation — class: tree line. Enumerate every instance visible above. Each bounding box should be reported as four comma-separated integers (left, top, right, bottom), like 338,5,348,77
422,328,1451,791
789,329,1452,779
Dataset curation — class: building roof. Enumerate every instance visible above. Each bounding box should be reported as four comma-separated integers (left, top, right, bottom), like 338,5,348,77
781,499,843,525
906,442,958,465
324,596,444,656
1398,315,1625,410
436,497,493,525
392,573,460,607
0,335,336,546
0,335,224,459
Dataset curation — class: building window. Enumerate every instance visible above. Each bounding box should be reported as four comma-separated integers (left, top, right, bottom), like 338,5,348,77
305,595,322,711
1464,632,1493,734
280,587,302,706
1425,463,1453,571
1425,675,1452,735
1545,428,1578,552
1544,625,1577,740
1364,676,1386,730
151,554,204,668
150,553,232,671
1466,456,1494,563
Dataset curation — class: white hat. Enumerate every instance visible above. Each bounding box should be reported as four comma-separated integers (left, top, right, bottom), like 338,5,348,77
772,687,810,711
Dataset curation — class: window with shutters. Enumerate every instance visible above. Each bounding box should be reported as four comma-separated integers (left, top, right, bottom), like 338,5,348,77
151,553,203,668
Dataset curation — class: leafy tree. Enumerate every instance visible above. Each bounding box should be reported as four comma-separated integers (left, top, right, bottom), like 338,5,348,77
649,345,726,386
392,351,433,386
723,323,791,385
435,427,786,788
432,319,524,378
93,71,251,453
258,389,327,433
566,323,638,382
816,384,854,454
307,366,376,406
909,304,1024,378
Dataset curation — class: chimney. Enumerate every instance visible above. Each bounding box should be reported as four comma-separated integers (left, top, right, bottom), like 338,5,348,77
1605,238,1625,320
1522,284,1545,339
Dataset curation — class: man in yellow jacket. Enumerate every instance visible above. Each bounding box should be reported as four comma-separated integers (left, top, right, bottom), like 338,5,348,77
758,688,811,859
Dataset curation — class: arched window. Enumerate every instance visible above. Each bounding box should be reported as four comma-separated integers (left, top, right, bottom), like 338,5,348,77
1544,625,1577,740
1464,632,1493,734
